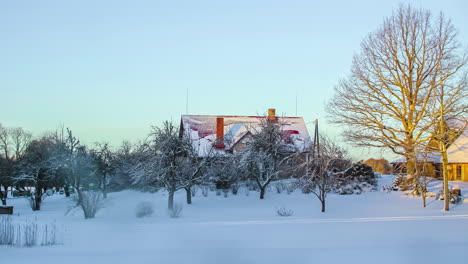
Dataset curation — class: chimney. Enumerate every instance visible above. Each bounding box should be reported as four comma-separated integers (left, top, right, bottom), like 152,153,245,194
215,117,225,149
267,108,276,122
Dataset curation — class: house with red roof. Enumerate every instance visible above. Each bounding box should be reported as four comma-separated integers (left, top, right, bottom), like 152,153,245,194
179,108,311,157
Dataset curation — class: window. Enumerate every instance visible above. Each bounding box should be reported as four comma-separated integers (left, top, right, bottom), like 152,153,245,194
456,165,462,180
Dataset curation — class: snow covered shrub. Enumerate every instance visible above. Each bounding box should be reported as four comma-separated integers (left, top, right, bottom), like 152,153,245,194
72,191,104,219
191,186,198,197
274,181,287,194
223,190,229,198
168,203,183,218
201,186,209,197
216,189,222,196
136,201,154,218
381,184,392,193
275,207,294,217
247,181,259,191
286,183,295,195
214,179,231,190
231,183,239,195
333,162,377,195
392,175,405,190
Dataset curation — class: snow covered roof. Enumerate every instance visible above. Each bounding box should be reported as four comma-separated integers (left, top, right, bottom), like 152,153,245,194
391,117,468,164
180,114,311,157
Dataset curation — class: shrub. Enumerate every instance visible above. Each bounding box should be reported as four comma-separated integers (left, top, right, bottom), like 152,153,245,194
392,175,405,190
168,203,183,218
216,189,222,196
274,181,287,194
72,191,104,219
231,184,239,195
214,179,231,190
286,184,295,195
333,162,378,195
275,207,294,217
201,186,209,197
136,201,154,218
191,186,198,197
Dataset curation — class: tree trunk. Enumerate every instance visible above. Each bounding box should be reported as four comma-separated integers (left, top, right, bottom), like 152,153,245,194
0,185,6,206
64,184,70,197
102,185,107,199
442,149,450,211
439,115,450,211
34,187,42,211
185,187,192,204
321,199,326,212
168,189,175,210
422,191,426,208
34,195,41,211
259,187,265,199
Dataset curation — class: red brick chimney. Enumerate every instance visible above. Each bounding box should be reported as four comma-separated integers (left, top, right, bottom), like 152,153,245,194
267,108,277,122
215,117,225,149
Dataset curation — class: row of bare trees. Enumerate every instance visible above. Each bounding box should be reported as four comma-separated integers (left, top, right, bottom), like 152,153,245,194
129,118,354,212
0,125,134,216
1,117,361,214
327,5,467,210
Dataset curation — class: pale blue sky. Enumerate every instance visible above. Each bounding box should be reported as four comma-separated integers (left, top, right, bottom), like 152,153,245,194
1,0,467,159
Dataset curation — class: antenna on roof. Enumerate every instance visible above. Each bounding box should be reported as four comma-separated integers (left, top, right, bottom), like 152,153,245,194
186,88,189,114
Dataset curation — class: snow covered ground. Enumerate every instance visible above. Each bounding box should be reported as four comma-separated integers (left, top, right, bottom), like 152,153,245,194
2,175,468,264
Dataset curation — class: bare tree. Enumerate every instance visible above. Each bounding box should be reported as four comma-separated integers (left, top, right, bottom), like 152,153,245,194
17,136,57,211
240,118,292,199
91,143,115,199
327,5,467,181
131,121,208,209
297,136,350,212
0,125,32,205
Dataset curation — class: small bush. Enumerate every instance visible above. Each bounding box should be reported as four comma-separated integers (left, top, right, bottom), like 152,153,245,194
168,203,183,218
274,181,286,194
276,207,294,217
136,201,154,218
393,175,405,190
201,186,208,197
72,191,104,219
191,186,198,197
231,184,239,195
216,189,222,196
381,184,392,193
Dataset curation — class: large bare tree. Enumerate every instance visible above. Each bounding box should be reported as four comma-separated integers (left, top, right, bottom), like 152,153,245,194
327,5,467,180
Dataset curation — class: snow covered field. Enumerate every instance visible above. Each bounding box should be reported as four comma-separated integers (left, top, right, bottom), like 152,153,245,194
2,175,468,264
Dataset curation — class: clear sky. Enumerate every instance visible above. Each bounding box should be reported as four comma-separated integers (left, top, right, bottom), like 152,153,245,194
1,0,467,159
